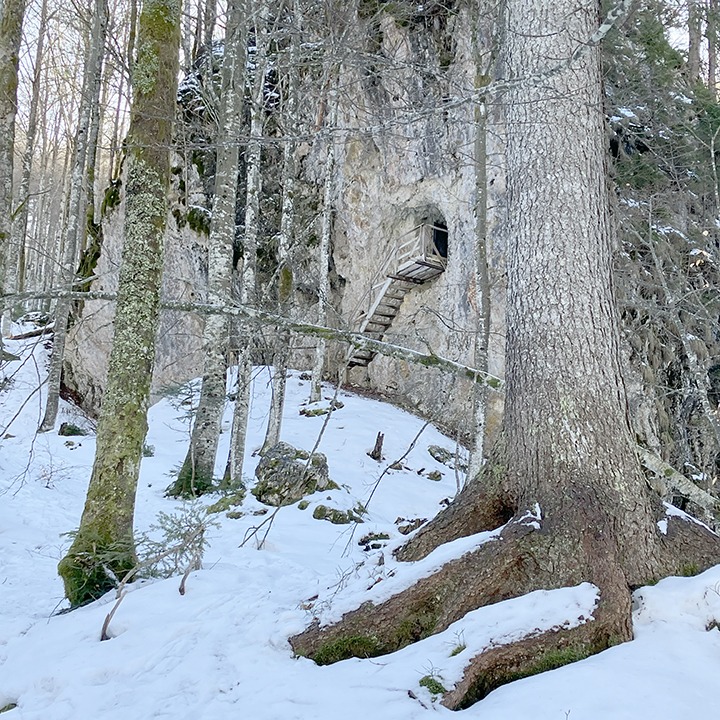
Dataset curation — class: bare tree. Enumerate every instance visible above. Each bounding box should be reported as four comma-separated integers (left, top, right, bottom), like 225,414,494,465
11,0,49,299
169,0,246,497
0,0,26,357
262,0,302,453
309,69,336,404
227,0,269,486
58,0,182,606
39,0,108,433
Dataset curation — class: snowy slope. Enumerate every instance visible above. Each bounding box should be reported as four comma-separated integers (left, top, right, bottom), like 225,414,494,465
2,332,720,719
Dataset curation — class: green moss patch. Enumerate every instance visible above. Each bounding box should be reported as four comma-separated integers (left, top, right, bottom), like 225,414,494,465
312,504,365,524
206,490,246,515
313,635,383,665
58,423,87,437
419,675,447,695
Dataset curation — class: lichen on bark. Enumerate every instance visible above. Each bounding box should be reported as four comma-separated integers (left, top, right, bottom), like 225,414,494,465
58,0,181,606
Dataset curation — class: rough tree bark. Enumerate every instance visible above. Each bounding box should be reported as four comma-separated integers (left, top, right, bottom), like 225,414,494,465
57,0,181,607
169,0,245,497
0,0,25,356
290,0,720,708
39,0,108,433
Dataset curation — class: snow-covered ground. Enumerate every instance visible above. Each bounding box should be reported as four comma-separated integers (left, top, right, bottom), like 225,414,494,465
2,329,720,719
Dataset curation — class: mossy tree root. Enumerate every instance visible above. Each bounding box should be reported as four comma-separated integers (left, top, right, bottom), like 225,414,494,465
441,589,629,710
292,518,565,663
396,439,514,563
290,508,720,709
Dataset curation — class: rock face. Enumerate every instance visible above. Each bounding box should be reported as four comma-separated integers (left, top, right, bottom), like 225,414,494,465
308,5,507,445
63,158,208,416
60,4,720,493
64,4,505,443
252,442,333,507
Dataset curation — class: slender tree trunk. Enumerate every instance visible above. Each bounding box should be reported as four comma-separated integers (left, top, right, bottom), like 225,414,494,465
0,0,25,353
467,67,491,481
192,0,203,62
169,0,245,497
126,0,137,81
181,0,194,71
709,0,717,95
11,0,47,297
688,0,702,83
262,0,301,453
203,0,216,51
201,0,217,96
309,80,336,403
109,69,126,183
227,0,268,486
58,0,182,607
86,59,106,236
39,0,108,432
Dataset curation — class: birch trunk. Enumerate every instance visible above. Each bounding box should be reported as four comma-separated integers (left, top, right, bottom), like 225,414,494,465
58,0,181,607
39,0,108,432
0,0,25,353
169,0,245,497
262,0,301,453
227,0,268,485
309,83,336,403
11,0,47,296
466,84,490,482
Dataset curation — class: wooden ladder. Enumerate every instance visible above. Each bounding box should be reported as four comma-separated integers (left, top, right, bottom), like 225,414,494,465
349,225,446,368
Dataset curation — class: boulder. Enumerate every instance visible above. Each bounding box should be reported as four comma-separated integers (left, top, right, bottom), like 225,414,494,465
252,442,333,507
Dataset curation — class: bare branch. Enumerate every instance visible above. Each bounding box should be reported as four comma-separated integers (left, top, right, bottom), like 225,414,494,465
4,289,505,390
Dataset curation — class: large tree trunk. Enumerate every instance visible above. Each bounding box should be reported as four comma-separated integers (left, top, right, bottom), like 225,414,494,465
58,0,181,607
169,0,245,497
290,0,720,707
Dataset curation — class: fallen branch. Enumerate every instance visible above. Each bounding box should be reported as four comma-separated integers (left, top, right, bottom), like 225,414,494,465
638,447,720,522
8,324,54,340
3,289,504,390
7,292,716,521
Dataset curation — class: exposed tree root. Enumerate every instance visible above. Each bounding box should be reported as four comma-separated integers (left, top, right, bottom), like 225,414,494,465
441,587,629,710
290,505,720,709
396,440,515,563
